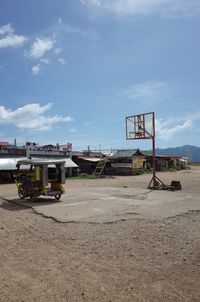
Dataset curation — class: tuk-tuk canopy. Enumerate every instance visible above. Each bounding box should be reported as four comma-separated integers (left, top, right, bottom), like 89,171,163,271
17,158,66,166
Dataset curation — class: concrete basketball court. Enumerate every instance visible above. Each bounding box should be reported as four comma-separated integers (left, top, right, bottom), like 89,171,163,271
4,185,200,223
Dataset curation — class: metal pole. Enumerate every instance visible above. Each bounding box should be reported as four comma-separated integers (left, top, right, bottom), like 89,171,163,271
152,112,156,188
152,136,156,188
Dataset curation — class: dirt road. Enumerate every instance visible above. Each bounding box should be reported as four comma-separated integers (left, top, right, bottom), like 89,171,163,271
0,168,200,301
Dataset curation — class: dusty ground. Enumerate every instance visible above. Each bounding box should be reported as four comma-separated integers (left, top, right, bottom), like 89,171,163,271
0,167,200,301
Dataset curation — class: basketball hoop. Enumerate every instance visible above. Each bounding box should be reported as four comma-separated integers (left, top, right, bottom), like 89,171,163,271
125,112,168,190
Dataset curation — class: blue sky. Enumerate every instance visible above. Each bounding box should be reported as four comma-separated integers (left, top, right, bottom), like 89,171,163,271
0,0,200,150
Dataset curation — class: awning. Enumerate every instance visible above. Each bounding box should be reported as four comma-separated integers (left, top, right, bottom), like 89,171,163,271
179,158,188,163
0,157,78,170
28,157,78,168
65,158,78,168
0,158,28,170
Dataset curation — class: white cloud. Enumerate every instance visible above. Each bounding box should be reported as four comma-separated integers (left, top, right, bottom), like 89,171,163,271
56,17,89,37
81,0,101,7
32,58,50,76
0,23,26,48
0,35,26,48
40,58,50,64
125,80,166,103
0,24,14,35
186,111,200,122
64,25,87,36
0,103,73,131
58,57,66,65
29,37,55,59
32,64,41,75
80,0,200,17
58,18,63,25
155,109,200,141
69,128,77,133
54,47,62,55
156,118,193,141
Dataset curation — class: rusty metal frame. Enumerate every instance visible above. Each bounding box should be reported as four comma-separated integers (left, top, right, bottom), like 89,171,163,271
125,112,167,190
126,112,155,140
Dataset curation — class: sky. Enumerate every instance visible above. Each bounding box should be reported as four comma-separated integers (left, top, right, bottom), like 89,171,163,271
0,0,200,150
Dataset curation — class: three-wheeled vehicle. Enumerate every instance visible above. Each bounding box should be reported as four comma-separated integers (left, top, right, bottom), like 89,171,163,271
15,158,66,200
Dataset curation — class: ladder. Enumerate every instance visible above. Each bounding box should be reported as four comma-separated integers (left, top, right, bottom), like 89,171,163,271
93,159,107,177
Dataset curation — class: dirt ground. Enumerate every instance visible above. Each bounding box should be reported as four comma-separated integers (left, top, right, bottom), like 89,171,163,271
0,167,200,302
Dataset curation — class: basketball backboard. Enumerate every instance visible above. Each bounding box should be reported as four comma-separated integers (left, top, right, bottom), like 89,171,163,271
126,112,155,140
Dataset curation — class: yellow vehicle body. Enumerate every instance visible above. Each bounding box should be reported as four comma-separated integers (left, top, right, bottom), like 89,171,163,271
15,159,65,200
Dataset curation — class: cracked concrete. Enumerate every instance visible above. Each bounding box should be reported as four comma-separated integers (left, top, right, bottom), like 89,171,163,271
4,185,200,223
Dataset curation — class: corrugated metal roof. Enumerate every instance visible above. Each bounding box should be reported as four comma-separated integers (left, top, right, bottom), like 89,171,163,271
0,157,78,170
65,158,78,168
141,151,181,159
0,158,28,170
38,157,78,168
143,152,174,159
111,149,140,158
78,157,101,162
18,158,66,166
22,158,78,168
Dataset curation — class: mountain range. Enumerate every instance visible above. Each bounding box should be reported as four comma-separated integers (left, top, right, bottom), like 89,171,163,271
155,145,200,162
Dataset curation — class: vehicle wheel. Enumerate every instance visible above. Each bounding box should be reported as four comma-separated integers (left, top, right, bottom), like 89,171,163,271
55,194,61,200
18,189,25,199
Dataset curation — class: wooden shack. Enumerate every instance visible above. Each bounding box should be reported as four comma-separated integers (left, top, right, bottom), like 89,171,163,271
109,149,145,175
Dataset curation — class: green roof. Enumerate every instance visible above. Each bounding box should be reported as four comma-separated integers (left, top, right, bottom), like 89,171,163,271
141,150,152,156
111,149,144,158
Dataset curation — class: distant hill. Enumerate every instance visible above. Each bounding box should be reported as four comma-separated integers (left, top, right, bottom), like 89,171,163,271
155,145,200,162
